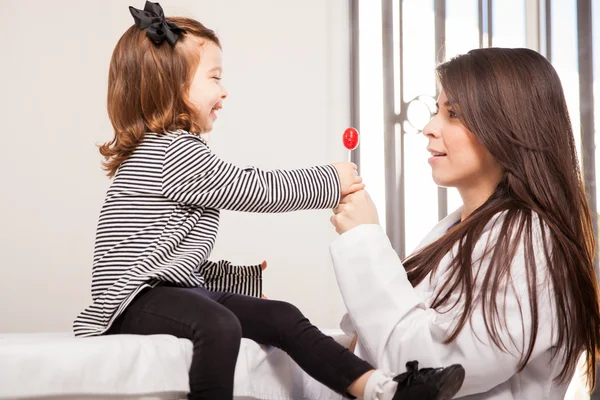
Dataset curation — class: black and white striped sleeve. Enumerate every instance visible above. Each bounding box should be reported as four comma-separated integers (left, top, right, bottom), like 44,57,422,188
161,134,341,212
199,260,262,297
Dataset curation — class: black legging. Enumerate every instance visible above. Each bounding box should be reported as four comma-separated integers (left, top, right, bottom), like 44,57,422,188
106,285,373,400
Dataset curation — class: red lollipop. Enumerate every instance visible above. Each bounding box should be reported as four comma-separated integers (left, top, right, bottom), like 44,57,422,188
343,127,360,150
343,127,360,161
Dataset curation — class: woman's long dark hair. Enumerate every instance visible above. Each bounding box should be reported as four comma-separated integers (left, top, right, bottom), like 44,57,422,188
404,48,600,387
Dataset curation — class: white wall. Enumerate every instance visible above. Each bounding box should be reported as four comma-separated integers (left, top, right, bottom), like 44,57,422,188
0,0,351,332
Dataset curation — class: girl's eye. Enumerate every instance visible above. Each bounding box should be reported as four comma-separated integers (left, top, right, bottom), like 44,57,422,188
448,110,457,118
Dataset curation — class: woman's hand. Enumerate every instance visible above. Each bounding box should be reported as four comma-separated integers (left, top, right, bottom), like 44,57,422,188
330,190,379,235
349,333,359,353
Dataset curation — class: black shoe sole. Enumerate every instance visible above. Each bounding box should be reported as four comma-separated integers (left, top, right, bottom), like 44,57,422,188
435,365,466,400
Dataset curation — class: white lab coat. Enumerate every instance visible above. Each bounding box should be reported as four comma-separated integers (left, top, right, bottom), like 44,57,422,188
330,208,572,399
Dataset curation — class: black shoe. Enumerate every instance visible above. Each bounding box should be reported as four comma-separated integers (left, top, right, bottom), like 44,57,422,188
392,361,465,400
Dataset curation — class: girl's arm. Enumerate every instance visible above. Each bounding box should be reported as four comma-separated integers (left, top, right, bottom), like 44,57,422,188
198,259,263,297
161,134,341,212
329,223,555,397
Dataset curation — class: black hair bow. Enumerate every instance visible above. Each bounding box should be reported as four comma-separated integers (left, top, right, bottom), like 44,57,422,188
129,1,186,46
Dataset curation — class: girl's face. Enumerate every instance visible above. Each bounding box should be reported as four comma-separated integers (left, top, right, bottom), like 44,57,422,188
422,89,503,193
188,41,228,133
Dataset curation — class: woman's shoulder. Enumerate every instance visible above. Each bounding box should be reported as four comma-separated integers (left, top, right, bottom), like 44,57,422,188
478,209,552,276
484,209,549,243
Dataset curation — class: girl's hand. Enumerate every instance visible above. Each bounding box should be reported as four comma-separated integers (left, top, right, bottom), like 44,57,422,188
330,190,379,234
261,260,268,299
332,162,365,197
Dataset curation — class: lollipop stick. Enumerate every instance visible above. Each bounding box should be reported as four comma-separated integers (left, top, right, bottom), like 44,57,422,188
347,150,352,163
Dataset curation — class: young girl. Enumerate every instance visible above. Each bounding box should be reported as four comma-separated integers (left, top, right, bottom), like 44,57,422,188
330,47,600,399
73,2,465,399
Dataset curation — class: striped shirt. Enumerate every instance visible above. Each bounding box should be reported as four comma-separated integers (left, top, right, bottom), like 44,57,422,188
73,131,340,337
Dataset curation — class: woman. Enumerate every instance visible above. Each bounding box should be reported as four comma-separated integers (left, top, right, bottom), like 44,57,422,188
330,47,600,399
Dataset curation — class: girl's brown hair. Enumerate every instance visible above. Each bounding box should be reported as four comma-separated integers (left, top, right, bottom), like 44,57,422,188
405,48,600,388
100,17,220,177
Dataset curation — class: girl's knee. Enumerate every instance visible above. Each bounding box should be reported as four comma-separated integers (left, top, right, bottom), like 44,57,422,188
264,300,306,327
192,304,242,344
213,307,242,340
269,300,302,316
